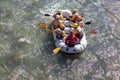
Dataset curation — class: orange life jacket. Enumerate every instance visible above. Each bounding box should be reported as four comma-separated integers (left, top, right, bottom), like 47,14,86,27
70,13,78,21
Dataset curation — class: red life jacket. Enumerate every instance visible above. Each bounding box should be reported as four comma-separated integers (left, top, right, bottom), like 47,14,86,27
65,35,78,46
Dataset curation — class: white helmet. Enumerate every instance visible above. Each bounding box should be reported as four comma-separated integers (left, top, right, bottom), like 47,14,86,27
56,15,60,19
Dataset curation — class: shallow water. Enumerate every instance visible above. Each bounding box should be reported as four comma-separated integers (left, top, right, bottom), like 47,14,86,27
0,0,120,80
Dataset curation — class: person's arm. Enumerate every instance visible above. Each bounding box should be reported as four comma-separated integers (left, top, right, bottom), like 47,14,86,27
50,20,53,26
65,37,67,44
53,14,56,18
77,27,82,32
65,36,69,44
60,15,66,20
59,21,64,27
70,15,75,20
62,31,67,37
74,35,78,42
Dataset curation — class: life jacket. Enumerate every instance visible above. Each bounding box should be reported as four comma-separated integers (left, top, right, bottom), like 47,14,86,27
58,21,65,29
65,35,78,47
73,27,83,39
51,19,59,29
73,28,79,34
70,13,78,21
75,31,83,39
77,16,82,21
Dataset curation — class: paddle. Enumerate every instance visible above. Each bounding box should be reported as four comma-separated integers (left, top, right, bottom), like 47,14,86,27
85,21,91,25
84,22,97,34
39,23,46,28
53,47,61,54
44,14,51,16
46,29,53,33
89,29,97,34
39,23,53,33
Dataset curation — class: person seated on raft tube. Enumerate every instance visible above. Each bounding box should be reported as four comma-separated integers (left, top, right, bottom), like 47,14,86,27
65,31,78,47
79,21,85,28
50,15,66,29
71,23,83,39
70,9,84,22
53,10,66,20
55,27,67,39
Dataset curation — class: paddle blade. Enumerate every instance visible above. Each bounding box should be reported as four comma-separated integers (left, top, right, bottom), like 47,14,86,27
85,22,91,25
53,47,61,54
89,29,97,34
46,29,53,33
44,14,51,16
39,23,46,28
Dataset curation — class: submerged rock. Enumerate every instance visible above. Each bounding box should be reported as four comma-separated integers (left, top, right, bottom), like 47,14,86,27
17,37,31,48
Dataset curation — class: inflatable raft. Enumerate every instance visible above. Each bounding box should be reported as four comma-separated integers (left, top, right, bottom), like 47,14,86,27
52,10,87,54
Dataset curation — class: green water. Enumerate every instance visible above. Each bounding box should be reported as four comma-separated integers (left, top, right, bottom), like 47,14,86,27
0,0,120,80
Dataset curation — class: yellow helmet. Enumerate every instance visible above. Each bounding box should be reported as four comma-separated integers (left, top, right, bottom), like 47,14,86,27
72,9,77,13
71,23,78,28
57,10,62,14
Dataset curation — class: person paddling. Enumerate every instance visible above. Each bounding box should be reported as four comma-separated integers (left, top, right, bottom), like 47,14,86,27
55,27,67,39
70,9,84,22
50,15,65,29
53,10,66,20
71,23,83,39
70,9,78,22
65,31,78,47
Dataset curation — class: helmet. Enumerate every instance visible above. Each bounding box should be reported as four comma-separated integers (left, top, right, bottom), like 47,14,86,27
71,23,78,29
57,10,62,14
56,15,60,19
72,9,77,13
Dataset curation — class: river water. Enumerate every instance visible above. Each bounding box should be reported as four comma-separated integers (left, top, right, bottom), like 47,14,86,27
0,0,120,80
